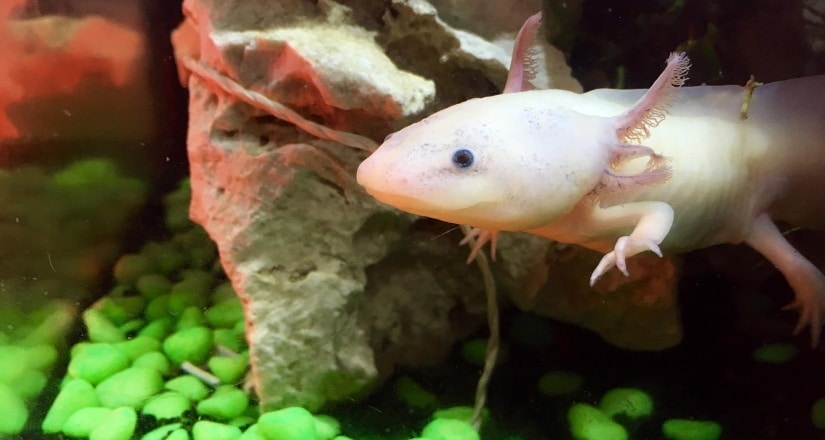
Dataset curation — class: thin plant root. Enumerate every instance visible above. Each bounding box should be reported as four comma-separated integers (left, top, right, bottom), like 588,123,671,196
180,56,379,152
461,224,500,432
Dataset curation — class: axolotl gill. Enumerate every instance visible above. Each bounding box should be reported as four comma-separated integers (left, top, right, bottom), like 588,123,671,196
356,12,825,345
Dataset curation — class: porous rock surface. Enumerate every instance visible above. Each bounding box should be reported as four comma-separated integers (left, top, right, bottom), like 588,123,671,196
174,0,681,411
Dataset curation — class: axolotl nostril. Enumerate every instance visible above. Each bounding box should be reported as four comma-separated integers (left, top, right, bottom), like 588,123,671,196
356,11,825,345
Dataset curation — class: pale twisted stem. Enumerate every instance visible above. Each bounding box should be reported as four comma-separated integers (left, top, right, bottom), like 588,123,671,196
461,224,500,432
180,56,378,152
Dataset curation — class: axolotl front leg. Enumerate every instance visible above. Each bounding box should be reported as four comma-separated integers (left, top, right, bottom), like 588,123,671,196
585,201,674,285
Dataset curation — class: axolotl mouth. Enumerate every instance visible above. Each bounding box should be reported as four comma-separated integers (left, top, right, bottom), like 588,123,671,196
359,186,451,219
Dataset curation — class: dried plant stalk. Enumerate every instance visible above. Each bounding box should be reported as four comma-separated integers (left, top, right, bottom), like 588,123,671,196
461,224,500,432
181,56,378,152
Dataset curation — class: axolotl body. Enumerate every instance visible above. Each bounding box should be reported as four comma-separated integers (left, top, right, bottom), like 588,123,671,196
356,12,825,344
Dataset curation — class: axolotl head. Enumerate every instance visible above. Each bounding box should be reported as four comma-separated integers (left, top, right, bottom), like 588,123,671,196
356,91,614,232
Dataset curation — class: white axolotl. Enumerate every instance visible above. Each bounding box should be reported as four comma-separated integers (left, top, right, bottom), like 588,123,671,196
357,12,825,345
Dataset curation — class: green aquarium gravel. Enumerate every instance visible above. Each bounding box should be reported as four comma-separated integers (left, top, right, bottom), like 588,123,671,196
67,343,131,384
192,420,243,440
162,326,214,365
812,398,825,429
537,370,584,397
61,407,113,437
567,403,628,440
257,407,318,439
142,391,192,420
89,406,138,440
598,388,654,420
752,343,799,364
0,383,28,435
661,419,722,440
420,418,480,440
394,376,439,409
42,379,101,433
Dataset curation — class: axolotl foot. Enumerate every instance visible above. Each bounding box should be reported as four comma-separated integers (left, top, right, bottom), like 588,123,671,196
782,283,825,346
589,236,663,286
746,214,825,347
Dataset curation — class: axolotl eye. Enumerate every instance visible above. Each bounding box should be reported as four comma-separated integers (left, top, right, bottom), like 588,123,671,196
451,148,474,169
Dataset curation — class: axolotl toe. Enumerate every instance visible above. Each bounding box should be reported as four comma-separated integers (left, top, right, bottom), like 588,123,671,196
356,12,825,346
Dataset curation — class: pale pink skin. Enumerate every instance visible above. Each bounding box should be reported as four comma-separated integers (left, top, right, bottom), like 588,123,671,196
357,12,825,345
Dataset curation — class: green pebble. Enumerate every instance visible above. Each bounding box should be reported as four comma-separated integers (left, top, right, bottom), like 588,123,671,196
71,342,92,358
537,370,584,397
459,339,507,366
114,254,157,285
168,290,205,317
231,415,257,429
233,320,246,335
258,407,318,440
96,367,164,408
165,202,191,231
176,306,207,330
83,309,126,343
394,376,438,408
139,318,174,340
214,328,246,353
25,344,58,370
42,379,100,433
115,336,162,360
420,418,479,440
0,345,27,384
168,428,192,440
137,274,173,299
240,424,264,440
568,403,628,440
314,414,341,440
189,242,218,269
90,406,137,440
62,407,112,437
460,338,488,366
180,269,217,288
752,343,798,364
11,369,48,399
197,385,249,420
213,282,238,303
146,295,172,321
599,387,654,420
154,247,188,276
171,276,210,297
209,355,249,384
96,296,146,326
661,419,722,440
140,423,183,440
119,319,147,335
68,343,130,385
165,375,210,401
193,420,243,440
812,398,825,429
206,299,245,329
143,391,192,420
432,406,487,423
0,383,28,435
163,326,213,365
134,351,172,375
